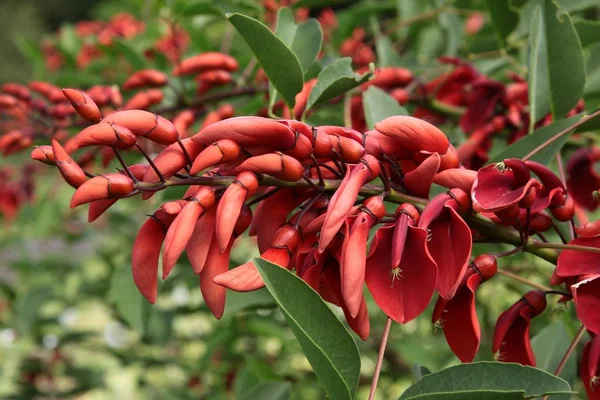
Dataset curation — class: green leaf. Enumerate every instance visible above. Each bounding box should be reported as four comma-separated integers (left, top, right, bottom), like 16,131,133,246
399,362,572,400
274,7,323,74
575,19,600,47
527,0,586,130
486,0,519,45
362,86,408,129
254,258,360,400
240,382,291,400
108,267,152,335
110,39,147,70
531,321,577,400
412,364,432,381
555,0,599,12
489,115,580,164
438,11,463,57
305,58,373,112
228,13,304,108
376,36,401,67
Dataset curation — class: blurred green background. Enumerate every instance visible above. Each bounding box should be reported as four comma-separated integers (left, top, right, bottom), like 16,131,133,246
0,0,594,398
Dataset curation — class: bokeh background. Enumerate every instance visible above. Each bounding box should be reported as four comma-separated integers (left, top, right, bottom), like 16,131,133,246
0,0,593,398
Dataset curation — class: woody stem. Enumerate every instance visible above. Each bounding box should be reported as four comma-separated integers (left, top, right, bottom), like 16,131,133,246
135,175,560,264
496,269,552,292
368,317,392,400
554,324,586,377
521,108,600,162
531,242,600,254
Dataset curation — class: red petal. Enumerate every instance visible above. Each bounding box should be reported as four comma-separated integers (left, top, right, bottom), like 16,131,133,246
341,215,371,318
404,152,440,198
440,273,482,362
132,217,166,303
365,224,437,323
200,234,232,319
557,237,600,278
496,308,536,366
186,208,216,273
162,201,204,279
581,337,600,400
572,275,600,334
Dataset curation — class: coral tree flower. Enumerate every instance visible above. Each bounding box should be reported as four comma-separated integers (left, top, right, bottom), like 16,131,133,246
571,275,600,335
340,196,385,318
493,290,547,366
365,204,437,324
432,254,497,362
581,335,600,400
418,188,472,299
566,147,600,211
472,158,541,218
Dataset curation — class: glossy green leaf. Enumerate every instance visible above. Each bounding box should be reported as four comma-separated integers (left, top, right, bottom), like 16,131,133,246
305,57,373,112
438,11,463,57
527,0,585,129
228,13,304,108
274,8,322,74
254,258,360,400
363,86,408,129
489,115,580,164
108,267,152,335
486,0,519,45
556,0,599,12
399,362,572,400
531,321,577,400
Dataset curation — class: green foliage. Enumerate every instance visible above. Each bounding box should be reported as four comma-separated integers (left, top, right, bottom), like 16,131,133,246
228,13,304,108
399,362,572,399
527,0,585,129
305,58,372,113
363,86,408,129
255,258,361,400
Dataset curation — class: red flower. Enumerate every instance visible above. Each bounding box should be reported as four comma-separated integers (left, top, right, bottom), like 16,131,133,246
493,290,547,366
432,254,497,362
566,147,600,211
365,204,437,323
340,196,385,317
472,158,541,219
572,275,600,335
418,189,472,299
459,77,504,134
319,155,380,251
581,335,600,400
556,235,600,278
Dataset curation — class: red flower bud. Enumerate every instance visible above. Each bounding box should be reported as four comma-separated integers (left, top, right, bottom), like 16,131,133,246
215,172,258,253
213,225,300,292
51,139,87,188
70,172,134,208
123,69,168,90
31,145,56,165
319,155,380,252
172,52,238,76
103,110,179,145
189,139,240,175
62,88,101,122
226,153,304,182
123,89,164,110
200,205,252,319
64,123,137,153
